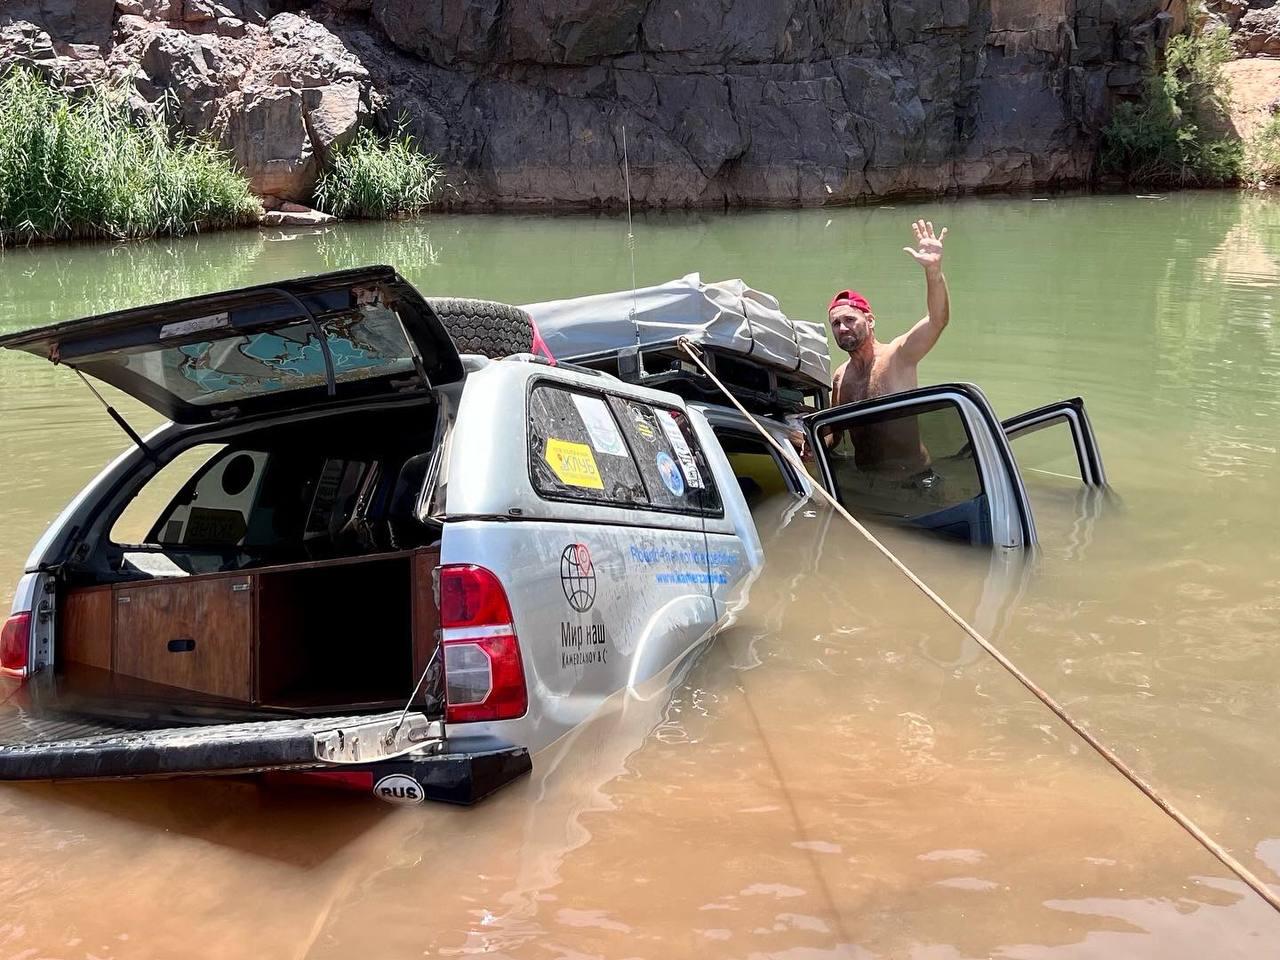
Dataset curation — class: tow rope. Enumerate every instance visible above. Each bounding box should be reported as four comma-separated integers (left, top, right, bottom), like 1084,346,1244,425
676,336,1280,915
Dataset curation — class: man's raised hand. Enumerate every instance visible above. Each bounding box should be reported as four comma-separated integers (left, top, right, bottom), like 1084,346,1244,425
903,219,947,273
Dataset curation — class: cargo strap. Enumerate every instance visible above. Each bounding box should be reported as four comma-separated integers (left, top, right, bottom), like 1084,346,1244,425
676,336,1280,916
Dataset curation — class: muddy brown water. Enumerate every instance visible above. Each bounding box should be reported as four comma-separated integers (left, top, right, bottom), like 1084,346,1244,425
2,193,1280,958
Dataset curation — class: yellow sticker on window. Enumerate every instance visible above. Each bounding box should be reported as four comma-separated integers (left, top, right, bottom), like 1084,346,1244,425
545,438,604,490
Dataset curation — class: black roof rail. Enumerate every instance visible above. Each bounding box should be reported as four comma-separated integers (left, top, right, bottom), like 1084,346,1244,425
563,341,829,417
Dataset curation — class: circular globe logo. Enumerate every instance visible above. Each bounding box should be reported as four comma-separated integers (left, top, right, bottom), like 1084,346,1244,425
560,543,597,612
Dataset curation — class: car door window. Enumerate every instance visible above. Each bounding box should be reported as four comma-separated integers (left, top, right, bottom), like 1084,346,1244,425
1004,422,1083,482
528,384,648,508
1002,398,1106,487
805,385,1035,548
716,431,797,509
607,397,723,517
814,400,988,542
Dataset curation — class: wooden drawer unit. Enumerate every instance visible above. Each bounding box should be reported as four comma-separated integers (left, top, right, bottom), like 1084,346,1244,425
114,577,253,701
61,586,114,670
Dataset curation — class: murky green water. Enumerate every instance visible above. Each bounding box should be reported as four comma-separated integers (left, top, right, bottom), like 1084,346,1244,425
1,193,1279,957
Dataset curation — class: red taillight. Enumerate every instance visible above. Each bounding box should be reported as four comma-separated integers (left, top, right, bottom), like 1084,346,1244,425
440,565,514,628
0,611,31,679
438,565,527,724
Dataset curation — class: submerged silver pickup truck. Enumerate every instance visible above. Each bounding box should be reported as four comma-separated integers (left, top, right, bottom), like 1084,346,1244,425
0,267,1106,805
0,267,776,803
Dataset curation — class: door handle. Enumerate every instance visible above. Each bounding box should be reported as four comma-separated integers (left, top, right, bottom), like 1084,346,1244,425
167,638,196,653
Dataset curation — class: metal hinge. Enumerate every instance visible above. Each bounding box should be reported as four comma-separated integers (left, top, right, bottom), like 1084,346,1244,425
313,715,444,764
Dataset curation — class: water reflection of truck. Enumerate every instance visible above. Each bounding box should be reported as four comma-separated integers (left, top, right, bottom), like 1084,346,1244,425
0,269,1106,804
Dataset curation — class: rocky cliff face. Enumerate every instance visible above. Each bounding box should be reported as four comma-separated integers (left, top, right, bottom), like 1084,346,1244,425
1,0,1189,207
350,0,1190,206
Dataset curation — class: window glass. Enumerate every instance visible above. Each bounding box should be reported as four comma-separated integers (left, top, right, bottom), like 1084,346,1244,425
528,385,648,507
1004,417,1090,532
110,444,228,544
80,306,416,408
113,444,327,551
109,412,442,558
607,397,723,516
1007,419,1082,482
150,447,274,547
816,400,989,543
718,432,794,509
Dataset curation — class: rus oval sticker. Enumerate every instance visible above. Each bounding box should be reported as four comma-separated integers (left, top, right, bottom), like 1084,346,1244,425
373,774,424,806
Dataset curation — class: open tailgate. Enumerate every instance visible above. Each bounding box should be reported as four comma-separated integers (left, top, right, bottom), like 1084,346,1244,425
0,710,442,781
0,266,464,424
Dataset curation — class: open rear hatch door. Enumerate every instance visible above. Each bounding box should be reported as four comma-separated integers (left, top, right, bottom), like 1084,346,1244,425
0,709,442,781
0,266,464,424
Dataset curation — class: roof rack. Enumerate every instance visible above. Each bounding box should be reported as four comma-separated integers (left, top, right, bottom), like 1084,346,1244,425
565,339,829,417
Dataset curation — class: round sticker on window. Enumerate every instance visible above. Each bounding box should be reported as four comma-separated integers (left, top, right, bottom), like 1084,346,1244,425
631,407,656,443
656,451,685,496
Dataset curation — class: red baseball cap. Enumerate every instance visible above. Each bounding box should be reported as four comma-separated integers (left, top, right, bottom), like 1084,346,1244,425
829,289,872,315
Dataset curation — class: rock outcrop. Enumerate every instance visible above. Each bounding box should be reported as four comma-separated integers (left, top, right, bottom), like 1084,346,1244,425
1,3,372,203
1,0,1195,208
1234,3,1280,56
4,0,117,44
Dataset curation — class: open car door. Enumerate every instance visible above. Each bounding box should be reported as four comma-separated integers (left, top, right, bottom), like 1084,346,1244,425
1002,397,1107,487
802,383,1036,549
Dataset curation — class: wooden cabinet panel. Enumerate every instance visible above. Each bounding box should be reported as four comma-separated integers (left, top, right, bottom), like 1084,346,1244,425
115,577,253,701
61,586,114,670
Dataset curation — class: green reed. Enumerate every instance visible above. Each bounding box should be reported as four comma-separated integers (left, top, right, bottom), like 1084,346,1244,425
313,125,445,219
0,67,260,246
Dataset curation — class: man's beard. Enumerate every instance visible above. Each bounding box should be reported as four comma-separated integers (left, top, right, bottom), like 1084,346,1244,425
837,327,867,351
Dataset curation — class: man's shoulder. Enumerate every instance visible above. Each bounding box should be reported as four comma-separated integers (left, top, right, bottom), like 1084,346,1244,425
880,336,918,367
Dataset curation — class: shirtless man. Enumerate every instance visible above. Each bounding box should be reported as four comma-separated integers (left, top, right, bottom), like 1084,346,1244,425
824,219,950,478
831,219,949,404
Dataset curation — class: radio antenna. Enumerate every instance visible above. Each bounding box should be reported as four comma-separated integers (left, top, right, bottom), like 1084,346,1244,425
622,125,640,346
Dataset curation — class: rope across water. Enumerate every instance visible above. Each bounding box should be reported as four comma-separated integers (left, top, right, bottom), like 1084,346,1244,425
675,336,1280,916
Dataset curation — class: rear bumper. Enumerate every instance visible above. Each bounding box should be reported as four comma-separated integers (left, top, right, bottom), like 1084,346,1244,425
0,705,531,805
289,738,531,806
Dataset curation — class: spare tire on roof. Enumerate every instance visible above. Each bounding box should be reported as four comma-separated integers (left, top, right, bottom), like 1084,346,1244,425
426,297,554,362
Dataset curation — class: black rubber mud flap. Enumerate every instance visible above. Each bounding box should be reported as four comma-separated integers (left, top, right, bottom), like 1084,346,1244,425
0,711,442,781
426,297,536,359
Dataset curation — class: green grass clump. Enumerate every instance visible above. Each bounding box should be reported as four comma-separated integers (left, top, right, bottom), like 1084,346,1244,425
0,67,261,246
1244,114,1280,187
313,125,445,219
1100,28,1244,187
